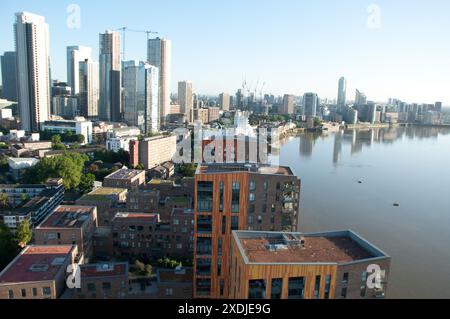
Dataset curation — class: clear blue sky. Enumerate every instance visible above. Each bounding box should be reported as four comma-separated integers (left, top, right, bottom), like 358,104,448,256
1,0,450,105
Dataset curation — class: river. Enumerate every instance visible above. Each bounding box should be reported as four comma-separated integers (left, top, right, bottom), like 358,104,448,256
277,126,450,299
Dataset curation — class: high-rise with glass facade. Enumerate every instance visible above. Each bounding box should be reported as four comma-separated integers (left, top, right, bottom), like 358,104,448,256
0,51,18,102
79,58,99,119
123,61,160,134
147,38,171,126
99,30,122,122
337,77,347,111
178,81,193,123
67,46,92,95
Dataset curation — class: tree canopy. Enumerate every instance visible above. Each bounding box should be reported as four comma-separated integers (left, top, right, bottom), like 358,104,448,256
0,224,20,271
22,152,89,190
16,220,32,248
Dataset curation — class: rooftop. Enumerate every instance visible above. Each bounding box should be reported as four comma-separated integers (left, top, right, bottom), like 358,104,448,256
78,187,127,202
196,163,294,176
37,205,96,229
171,208,194,217
148,179,175,185
158,267,193,283
0,245,75,284
233,230,389,265
113,213,160,223
105,168,145,181
80,263,128,278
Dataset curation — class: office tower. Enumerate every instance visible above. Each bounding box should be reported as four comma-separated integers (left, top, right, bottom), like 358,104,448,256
1,52,18,101
282,94,295,115
79,59,99,119
147,38,171,126
303,93,318,118
123,61,160,134
229,230,391,299
236,89,244,109
193,163,301,299
67,46,92,94
337,77,347,111
367,102,377,124
435,102,442,113
218,93,230,111
99,30,122,122
178,81,193,122
355,89,367,106
14,12,51,132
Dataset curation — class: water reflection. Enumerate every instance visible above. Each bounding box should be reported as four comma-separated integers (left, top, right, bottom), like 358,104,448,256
297,126,450,165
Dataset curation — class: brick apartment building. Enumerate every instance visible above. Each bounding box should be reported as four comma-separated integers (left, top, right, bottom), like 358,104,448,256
74,262,129,299
103,168,146,190
0,245,78,299
111,209,194,261
34,205,98,263
193,163,301,298
229,230,391,299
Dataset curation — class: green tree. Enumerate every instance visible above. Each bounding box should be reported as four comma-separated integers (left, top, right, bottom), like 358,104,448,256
76,134,85,144
78,173,95,194
0,224,20,271
20,193,30,204
0,193,9,208
72,142,80,149
16,219,32,248
52,134,62,144
22,152,89,190
179,163,197,177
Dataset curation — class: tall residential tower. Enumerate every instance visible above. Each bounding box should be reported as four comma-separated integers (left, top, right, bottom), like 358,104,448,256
99,30,122,122
67,46,92,94
14,12,51,132
178,81,193,122
147,38,171,126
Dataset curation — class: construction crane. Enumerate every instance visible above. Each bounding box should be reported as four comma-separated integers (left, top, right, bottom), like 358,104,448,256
115,26,159,60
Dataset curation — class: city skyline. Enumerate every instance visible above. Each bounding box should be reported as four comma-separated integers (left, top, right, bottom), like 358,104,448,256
1,0,450,105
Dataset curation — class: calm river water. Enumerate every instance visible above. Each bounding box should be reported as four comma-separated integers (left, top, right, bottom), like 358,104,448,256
277,126,450,299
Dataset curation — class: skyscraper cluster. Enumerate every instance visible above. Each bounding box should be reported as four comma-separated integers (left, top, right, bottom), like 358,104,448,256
3,11,172,133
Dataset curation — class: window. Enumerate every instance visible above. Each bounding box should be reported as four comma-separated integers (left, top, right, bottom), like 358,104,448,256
220,280,225,296
196,279,211,296
314,276,321,299
102,282,112,291
248,279,266,299
21,289,26,298
197,215,213,234
42,287,51,296
231,182,240,213
218,238,222,256
324,275,331,299
231,216,239,231
32,288,37,297
361,271,368,297
8,290,14,299
263,181,268,191
197,182,213,212
217,258,222,276
165,288,173,296
271,279,282,299
342,272,349,284
288,277,305,299
196,258,212,276
219,181,224,212
248,204,255,214
87,283,96,292
341,287,348,299
249,181,256,191
222,216,227,234
248,215,254,224
196,237,212,256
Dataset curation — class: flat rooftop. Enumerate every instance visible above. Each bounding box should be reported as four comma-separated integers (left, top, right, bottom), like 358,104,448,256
37,205,95,229
171,208,194,217
105,169,144,181
78,187,127,202
0,245,75,284
234,230,389,265
113,213,160,223
80,263,128,278
197,163,294,176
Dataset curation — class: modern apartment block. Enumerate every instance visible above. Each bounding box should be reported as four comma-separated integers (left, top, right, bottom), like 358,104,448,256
79,58,99,119
103,168,146,190
193,163,301,299
218,93,230,111
138,135,177,170
76,187,127,226
282,94,295,115
74,263,129,299
178,81,193,122
229,230,391,299
66,45,92,94
99,30,122,122
34,205,98,263
111,209,194,261
123,61,160,134
148,38,171,126
0,51,18,102
14,12,51,132
0,180,65,230
0,245,78,299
